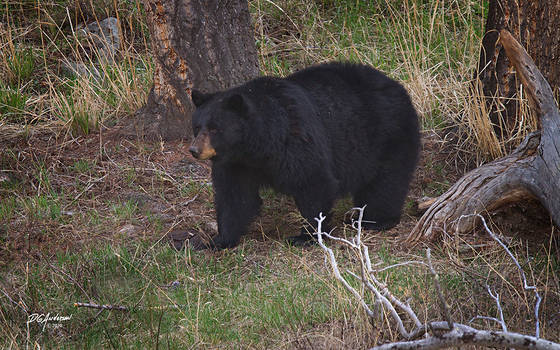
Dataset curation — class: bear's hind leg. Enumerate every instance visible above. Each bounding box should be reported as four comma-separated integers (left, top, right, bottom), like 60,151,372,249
352,174,410,231
287,179,336,246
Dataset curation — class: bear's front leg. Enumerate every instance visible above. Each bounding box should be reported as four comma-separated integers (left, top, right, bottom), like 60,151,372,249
207,164,262,250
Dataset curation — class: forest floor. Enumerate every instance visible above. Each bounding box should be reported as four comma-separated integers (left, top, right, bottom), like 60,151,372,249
2,120,557,348
1,0,559,348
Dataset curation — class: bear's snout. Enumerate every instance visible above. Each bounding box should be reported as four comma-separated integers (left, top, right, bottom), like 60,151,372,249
190,132,217,160
189,145,201,158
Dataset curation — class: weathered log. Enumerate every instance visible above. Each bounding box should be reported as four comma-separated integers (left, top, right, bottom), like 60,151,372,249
412,197,437,216
405,30,560,245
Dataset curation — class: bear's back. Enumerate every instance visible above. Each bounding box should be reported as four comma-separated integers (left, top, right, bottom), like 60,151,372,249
219,62,419,196
285,63,419,191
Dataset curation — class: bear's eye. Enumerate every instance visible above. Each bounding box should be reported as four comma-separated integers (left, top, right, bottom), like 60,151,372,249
208,127,219,135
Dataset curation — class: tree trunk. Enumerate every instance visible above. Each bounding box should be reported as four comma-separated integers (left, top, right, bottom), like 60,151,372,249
477,0,560,138
131,0,258,141
405,30,560,245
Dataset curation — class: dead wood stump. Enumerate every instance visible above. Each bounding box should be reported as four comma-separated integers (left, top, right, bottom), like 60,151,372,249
405,30,560,245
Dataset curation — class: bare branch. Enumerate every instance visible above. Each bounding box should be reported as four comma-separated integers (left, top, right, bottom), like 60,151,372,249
372,261,428,273
74,302,128,311
367,273,423,331
486,285,507,332
426,248,453,330
370,326,560,350
321,231,357,248
315,213,376,319
346,270,425,340
318,207,425,340
74,301,184,312
458,214,542,337
316,207,560,350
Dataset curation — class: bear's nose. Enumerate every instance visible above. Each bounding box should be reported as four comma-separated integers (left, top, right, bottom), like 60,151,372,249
189,146,200,159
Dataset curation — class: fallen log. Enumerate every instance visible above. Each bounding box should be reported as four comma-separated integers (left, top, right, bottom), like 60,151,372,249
405,30,560,244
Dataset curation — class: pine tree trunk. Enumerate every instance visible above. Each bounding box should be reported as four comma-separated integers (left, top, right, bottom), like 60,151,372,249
477,0,560,137
131,0,258,141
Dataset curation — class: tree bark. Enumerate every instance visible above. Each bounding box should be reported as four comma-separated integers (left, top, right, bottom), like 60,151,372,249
405,30,560,245
131,0,258,141
477,0,560,138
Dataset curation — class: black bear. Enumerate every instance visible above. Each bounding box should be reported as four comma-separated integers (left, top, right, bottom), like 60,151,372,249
189,62,420,249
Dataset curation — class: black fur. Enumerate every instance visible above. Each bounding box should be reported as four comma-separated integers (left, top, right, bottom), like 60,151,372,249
190,62,420,249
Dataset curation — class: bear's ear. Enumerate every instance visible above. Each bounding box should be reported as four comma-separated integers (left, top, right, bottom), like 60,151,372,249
224,94,248,114
191,89,214,107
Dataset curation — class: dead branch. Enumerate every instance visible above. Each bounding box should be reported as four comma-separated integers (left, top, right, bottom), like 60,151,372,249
318,208,426,340
460,213,542,337
315,207,560,350
371,325,560,350
74,302,128,311
315,213,376,320
485,285,507,332
426,248,453,330
74,301,184,312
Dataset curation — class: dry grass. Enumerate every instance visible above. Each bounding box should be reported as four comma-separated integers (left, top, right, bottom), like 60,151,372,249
251,0,542,165
1,0,541,160
0,0,152,137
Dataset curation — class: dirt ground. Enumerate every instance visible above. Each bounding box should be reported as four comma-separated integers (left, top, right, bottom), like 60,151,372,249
1,124,557,264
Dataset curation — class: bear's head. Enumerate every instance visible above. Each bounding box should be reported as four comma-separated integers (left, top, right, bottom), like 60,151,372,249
189,89,249,162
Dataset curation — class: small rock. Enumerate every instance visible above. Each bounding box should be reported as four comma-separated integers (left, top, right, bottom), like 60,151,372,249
206,221,218,232
79,17,120,62
61,60,102,81
118,224,140,236
167,229,193,251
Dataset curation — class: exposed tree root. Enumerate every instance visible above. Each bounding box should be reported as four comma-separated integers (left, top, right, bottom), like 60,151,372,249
405,30,560,245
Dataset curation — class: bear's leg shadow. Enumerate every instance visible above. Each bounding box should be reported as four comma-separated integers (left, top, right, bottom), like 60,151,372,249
210,166,262,249
352,171,411,231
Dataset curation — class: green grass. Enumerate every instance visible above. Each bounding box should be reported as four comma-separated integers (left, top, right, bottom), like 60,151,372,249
6,47,35,86
53,93,94,134
18,194,63,222
111,200,140,221
179,180,212,198
2,222,557,348
0,86,28,122
3,242,350,348
72,160,93,174
0,1,152,134
0,196,17,221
